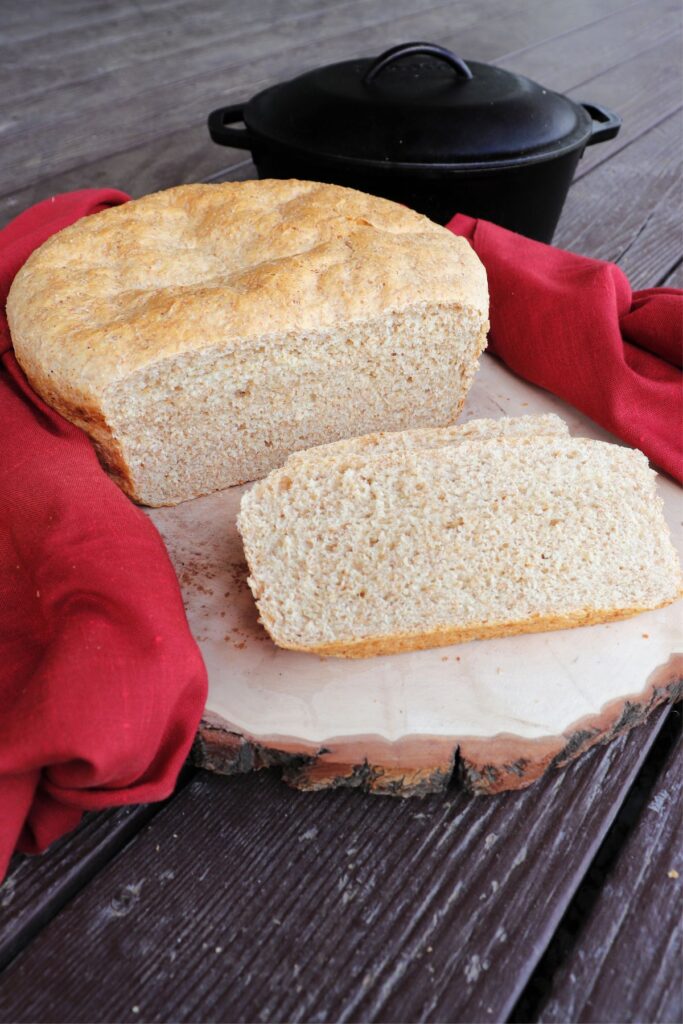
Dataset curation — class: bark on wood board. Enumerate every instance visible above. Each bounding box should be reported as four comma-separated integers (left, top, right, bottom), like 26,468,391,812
537,717,683,1024
147,356,683,797
0,706,669,1024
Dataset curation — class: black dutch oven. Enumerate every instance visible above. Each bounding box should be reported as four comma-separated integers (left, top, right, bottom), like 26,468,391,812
208,42,621,242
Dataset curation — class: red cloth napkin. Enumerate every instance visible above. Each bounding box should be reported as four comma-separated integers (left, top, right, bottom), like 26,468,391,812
0,192,208,883
447,214,683,483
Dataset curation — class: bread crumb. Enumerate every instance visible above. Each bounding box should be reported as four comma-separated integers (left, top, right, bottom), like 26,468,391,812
642,633,649,639
668,869,679,879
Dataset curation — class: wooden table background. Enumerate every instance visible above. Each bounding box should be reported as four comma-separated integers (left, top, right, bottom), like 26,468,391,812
1,1,681,1021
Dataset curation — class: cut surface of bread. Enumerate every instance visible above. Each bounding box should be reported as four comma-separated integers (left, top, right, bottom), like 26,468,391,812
285,412,569,467
238,428,682,658
7,179,488,506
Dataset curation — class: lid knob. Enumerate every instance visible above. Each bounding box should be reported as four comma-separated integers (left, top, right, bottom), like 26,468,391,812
363,42,473,85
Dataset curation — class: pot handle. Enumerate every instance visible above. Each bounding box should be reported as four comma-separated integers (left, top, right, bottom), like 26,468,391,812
581,101,621,145
208,104,252,149
363,42,473,84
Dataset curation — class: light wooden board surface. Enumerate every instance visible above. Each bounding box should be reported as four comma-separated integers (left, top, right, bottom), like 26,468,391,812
149,354,683,794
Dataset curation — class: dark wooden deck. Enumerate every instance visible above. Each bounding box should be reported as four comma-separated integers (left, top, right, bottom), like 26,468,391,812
1,1,682,1021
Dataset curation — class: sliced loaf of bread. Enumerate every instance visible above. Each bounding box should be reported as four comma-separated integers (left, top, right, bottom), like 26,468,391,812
8,180,488,506
238,423,682,658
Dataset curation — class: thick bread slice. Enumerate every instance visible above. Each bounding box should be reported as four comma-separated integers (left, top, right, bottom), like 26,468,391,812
238,435,682,658
285,413,568,468
7,179,488,506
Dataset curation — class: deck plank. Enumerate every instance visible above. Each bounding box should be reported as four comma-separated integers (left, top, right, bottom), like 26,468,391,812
0,0,373,102
0,707,670,1024
497,0,679,90
554,108,682,286
566,32,682,178
0,0,470,195
0,0,672,229
538,715,683,1024
662,261,683,288
2,0,636,102
0,0,643,194
0,806,156,973
0,0,191,39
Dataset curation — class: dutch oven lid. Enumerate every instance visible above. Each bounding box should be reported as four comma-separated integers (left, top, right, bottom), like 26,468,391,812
243,42,592,169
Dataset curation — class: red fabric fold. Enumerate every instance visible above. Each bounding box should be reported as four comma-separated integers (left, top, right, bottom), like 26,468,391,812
447,213,683,483
1,192,207,882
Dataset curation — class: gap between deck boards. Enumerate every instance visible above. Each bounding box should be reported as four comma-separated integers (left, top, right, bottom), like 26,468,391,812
509,702,683,1022
0,767,197,975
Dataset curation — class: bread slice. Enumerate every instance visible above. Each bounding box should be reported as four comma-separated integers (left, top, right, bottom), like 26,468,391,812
285,413,568,468
7,180,488,507
238,430,682,658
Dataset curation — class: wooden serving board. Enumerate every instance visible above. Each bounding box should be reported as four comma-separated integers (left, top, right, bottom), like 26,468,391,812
148,355,683,795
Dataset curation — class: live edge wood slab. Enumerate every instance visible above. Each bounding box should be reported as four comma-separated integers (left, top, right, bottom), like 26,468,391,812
148,356,683,797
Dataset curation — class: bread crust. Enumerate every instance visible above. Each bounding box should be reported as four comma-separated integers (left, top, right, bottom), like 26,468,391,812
262,595,682,658
7,179,488,407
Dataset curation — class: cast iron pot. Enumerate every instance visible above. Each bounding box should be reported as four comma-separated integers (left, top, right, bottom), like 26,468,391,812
208,42,621,242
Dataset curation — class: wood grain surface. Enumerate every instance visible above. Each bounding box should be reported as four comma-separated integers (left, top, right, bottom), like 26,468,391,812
538,714,683,1024
0,805,157,973
555,109,683,285
1,0,681,1021
0,706,671,1024
0,0,652,225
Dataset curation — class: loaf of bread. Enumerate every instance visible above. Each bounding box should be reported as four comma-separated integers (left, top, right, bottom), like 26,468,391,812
7,180,488,506
238,419,682,658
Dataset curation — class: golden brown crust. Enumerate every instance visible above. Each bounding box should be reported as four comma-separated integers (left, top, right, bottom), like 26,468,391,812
7,180,488,409
20,365,141,500
263,595,683,659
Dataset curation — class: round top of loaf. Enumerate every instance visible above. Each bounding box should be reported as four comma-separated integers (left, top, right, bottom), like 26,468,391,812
7,179,488,402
